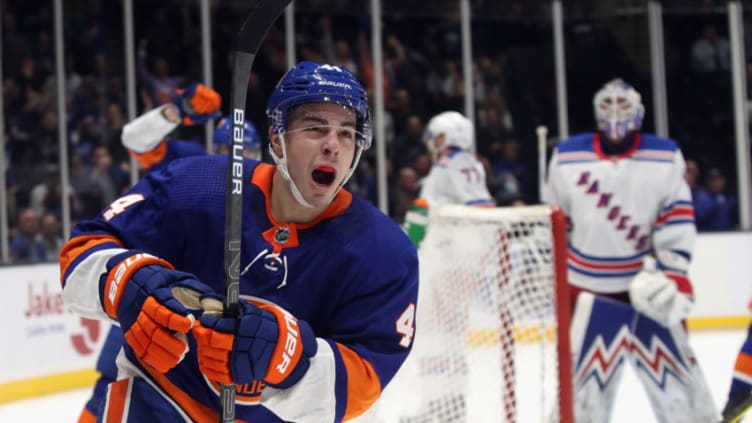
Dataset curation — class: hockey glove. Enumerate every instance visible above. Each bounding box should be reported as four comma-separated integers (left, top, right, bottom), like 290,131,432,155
100,251,216,373
169,83,222,125
193,301,317,389
404,198,429,248
629,267,693,327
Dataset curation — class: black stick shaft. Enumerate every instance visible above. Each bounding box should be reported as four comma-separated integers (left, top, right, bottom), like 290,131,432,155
221,2,291,421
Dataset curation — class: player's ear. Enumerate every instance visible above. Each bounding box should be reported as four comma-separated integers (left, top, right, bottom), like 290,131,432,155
435,134,446,149
268,127,283,157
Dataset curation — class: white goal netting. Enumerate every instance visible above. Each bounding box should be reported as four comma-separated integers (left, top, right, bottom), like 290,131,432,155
371,205,572,423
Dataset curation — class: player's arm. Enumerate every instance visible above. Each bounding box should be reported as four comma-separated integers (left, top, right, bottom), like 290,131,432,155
406,157,494,248
122,83,221,169
193,232,420,422
629,150,696,327
541,146,566,207
60,166,217,373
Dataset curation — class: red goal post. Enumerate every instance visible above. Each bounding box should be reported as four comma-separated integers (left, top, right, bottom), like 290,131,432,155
375,204,572,423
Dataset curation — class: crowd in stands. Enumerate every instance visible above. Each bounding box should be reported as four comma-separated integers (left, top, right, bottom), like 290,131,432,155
1,0,741,264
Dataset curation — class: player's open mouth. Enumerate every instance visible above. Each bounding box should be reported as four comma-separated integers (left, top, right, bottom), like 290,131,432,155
312,166,336,187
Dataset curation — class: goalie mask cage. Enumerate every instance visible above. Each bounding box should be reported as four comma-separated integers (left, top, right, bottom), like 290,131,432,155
376,204,573,423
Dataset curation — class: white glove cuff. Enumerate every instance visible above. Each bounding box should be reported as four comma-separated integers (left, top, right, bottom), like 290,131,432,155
122,105,180,153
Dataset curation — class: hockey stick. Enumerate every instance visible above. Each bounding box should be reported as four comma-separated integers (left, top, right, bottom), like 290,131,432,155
722,395,752,423
222,1,291,421
536,125,548,203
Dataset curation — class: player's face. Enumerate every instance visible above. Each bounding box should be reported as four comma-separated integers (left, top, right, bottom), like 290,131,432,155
282,102,358,208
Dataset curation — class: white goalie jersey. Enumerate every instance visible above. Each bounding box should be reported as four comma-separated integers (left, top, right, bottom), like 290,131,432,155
543,132,696,294
419,149,495,208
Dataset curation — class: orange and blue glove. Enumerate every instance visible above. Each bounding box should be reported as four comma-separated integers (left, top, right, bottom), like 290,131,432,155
99,251,216,373
170,83,222,125
193,301,317,389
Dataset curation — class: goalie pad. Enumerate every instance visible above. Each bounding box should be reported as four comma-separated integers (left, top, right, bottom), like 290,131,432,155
570,292,636,422
630,314,717,423
629,258,693,327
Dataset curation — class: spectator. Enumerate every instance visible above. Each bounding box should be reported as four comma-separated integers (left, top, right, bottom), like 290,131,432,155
691,23,730,73
685,158,703,198
321,17,358,75
393,114,427,170
391,166,420,224
88,146,128,210
137,39,186,107
9,207,46,263
477,103,514,156
39,212,64,261
29,166,79,218
69,154,101,220
697,167,736,231
489,138,530,205
412,152,432,180
102,102,130,169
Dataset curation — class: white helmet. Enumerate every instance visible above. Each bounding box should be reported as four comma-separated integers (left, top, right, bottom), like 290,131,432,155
593,78,644,141
423,111,474,155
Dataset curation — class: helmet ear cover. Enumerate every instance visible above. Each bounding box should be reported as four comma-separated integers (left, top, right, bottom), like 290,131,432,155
593,78,644,141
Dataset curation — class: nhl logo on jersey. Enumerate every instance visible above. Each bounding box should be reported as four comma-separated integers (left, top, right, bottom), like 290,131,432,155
275,226,290,244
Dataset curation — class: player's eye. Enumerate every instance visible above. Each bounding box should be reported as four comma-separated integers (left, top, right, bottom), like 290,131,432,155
338,128,356,143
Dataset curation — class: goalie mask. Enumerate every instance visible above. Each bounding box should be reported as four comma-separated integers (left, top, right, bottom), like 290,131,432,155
593,78,644,142
422,111,474,161
266,61,372,208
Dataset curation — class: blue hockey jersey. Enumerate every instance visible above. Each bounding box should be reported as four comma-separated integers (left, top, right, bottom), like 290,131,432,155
60,155,419,422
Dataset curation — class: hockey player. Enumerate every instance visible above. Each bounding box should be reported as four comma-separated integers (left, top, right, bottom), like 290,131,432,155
543,78,716,422
403,110,495,247
61,61,417,422
399,111,494,422
720,325,752,422
122,84,262,171
75,83,263,423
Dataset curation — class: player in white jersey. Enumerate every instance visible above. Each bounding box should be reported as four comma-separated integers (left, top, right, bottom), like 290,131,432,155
404,110,494,247
399,111,494,422
544,78,716,422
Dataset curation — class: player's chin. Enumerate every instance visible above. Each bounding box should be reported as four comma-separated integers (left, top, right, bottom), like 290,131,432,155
307,181,339,208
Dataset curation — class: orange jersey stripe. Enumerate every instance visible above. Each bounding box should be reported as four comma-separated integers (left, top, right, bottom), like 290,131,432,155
104,378,131,423
59,234,123,285
336,343,382,421
129,140,168,169
141,364,252,423
76,407,97,423
735,352,752,376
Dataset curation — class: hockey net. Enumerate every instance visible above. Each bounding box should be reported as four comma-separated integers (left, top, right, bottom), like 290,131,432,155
373,204,572,423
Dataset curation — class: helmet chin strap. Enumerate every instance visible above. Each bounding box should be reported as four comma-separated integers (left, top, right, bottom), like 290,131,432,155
269,131,364,209
269,132,315,208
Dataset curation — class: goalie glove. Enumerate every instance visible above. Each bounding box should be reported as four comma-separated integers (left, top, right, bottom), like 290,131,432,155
629,257,694,327
169,83,222,125
404,198,429,248
193,301,317,389
100,251,216,373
